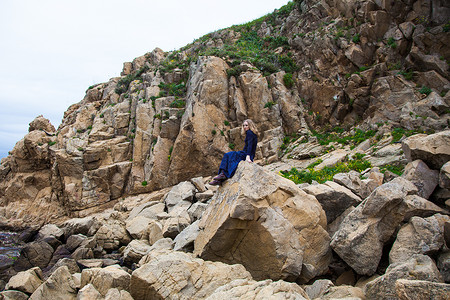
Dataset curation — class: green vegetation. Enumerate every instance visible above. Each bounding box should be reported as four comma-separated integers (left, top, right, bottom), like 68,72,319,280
391,127,428,143
387,37,397,49
283,73,294,88
311,128,376,149
264,101,276,108
169,99,186,108
398,70,413,80
224,120,230,126
229,143,235,150
115,65,149,95
141,181,148,186
159,82,186,98
379,164,404,176
352,33,360,43
48,141,57,146
281,153,372,184
419,86,432,96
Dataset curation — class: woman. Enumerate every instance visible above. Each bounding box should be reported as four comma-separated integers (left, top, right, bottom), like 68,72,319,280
209,119,258,185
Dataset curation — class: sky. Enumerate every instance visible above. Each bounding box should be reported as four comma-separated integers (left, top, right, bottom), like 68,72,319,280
0,0,290,161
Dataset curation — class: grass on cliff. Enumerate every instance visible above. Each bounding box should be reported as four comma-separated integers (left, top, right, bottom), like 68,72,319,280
280,153,372,184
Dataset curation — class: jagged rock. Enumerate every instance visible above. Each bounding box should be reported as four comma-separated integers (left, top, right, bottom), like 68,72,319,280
402,131,450,170
94,215,131,251
437,251,450,282
163,181,196,213
130,250,252,300
304,279,334,300
194,162,330,282
5,267,43,294
206,278,309,300
28,115,56,133
187,202,208,221
105,288,134,300
77,283,103,300
395,279,450,300
390,214,450,264
71,247,94,261
45,258,80,278
125,216,153,240
77,259,119,269
174,220,200,252
399,194,449,221
195,189,214,203
0,290,29,300
147,220,164,245
332,170,364,198
65,234,88,252
402,160,439,199
319,285,365,299
80,265,131,296
190,176,207,193
289,142,325,160
364,255,444,300
44,245,71,272
161,214,191,239
127,201,165,220
14,241,54,271
302,180,361,223
29,266,78,300
440,161,450,189
122,240,152,266
331,177,418,275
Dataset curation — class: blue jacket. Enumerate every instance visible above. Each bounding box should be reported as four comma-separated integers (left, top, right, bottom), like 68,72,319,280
242,130,257,161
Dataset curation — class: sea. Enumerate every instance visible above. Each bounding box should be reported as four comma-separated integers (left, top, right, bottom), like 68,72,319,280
0,231,21,271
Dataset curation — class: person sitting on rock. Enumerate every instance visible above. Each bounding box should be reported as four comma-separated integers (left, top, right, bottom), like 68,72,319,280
209,119,258,185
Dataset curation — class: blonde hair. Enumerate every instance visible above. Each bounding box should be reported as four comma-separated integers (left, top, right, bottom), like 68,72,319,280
241,119,259,136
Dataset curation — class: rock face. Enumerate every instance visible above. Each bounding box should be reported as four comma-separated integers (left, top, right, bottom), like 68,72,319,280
402,131,450,170
194,162,330,282
389,214,450,264
130,250,253,300
331,177,419,275
364,255,444,300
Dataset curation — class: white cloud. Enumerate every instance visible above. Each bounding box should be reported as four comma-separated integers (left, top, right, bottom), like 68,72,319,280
0,0,290,159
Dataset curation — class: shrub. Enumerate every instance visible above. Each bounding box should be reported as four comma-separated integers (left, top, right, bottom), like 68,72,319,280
141,181,148,186
229,143,235,150
352,34,360,43
224,120,230,126
419,86,432,96
264,101,276,108
169,99,186,108
281,154,371,184
283,73,294,89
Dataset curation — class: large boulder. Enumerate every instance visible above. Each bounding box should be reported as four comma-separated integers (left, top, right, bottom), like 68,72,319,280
330,177,419,275
194,162,331,282
5,267,43,294
402,160,439,199
364,255,444,300
302,180,361,223
205,278,309,300
390,214,450,264
402,131,450,170
80,265,131,296
14,241,54,271
29,266,78,300
130,250,252,300
395,279,450,300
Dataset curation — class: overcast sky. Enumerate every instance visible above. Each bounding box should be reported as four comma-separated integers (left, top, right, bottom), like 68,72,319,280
0,0,289,161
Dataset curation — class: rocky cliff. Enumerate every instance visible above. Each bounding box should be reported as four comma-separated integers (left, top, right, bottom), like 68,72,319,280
0,0,450,298
0,0,449,228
